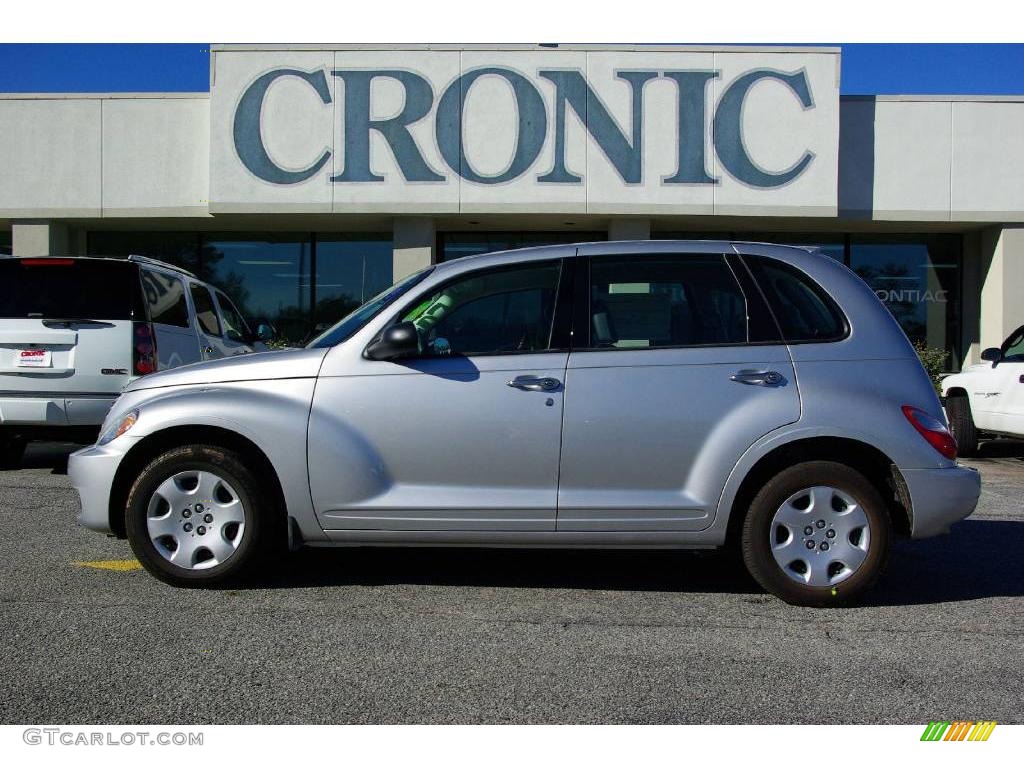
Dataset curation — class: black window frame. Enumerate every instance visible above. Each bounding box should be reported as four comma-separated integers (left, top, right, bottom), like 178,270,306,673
739,254,850,345
572,251,775,353
373,258,574,359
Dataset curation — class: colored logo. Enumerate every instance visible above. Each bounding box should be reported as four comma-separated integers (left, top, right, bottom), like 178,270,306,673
921,721,997,741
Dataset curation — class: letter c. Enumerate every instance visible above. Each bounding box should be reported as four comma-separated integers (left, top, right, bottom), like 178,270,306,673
233,68,332,184
713,68,815,188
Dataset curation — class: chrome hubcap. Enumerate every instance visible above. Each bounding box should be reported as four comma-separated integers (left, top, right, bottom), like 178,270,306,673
769,486,870,587
146,470,245,570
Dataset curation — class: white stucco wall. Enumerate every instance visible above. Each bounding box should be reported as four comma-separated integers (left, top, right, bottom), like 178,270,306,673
0,47,1020,224
842,95,1024,222
0,98,101,217
0,94,209,220
101,97,210,217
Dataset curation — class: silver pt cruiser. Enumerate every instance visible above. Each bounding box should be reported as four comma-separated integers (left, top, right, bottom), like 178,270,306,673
70,241,980,606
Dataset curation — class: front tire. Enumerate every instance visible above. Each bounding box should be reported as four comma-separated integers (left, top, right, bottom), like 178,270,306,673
741,461,891,607
125,445,277,587
945,394,978,457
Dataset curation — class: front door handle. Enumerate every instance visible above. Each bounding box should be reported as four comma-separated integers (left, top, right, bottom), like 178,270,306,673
730,369,785,386
507,375,561,392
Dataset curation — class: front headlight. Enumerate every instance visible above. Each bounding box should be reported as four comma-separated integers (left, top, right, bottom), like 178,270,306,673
98,409,139,446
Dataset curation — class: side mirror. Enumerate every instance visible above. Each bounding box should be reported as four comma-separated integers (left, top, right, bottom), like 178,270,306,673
255,323,276,342
364,321,419,361
981,347,1003,363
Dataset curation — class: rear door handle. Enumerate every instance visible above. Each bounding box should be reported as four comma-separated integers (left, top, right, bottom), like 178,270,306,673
507,375,561,392
730,369,784,386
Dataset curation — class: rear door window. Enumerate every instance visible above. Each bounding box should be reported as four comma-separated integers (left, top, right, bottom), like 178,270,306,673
190,283,221,336
586,254,749,349
743,256,847,342
140,268,190,328
0,258,141,320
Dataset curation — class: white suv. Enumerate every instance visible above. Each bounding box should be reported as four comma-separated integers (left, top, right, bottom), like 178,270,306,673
0,254,273,466
942,325,1024,455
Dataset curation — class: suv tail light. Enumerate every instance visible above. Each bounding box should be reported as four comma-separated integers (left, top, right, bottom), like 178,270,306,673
20,258,76,266
902,405,957,460
133,321,157,375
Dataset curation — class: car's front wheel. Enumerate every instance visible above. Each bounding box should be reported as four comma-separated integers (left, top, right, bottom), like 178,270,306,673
124,445,276,587
741,461,891,607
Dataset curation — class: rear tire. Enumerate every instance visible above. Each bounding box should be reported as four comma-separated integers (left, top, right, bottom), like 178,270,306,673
124,444,278,587
0,436,27,470
946,394,978,457
741,461,891,607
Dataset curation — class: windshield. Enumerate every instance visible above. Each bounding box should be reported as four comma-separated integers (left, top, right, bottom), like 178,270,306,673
306,267,434,348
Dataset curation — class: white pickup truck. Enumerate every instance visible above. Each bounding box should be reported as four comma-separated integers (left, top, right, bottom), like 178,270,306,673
942,324,1024,455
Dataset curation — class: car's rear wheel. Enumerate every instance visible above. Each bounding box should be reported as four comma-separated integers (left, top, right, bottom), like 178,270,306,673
124,445,276,587
945,394,978,457
741,461,891,607
0,435,27,470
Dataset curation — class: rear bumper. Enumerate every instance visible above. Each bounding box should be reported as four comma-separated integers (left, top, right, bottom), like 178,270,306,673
0,394,117,428
69,439,136,534
903,464,981,538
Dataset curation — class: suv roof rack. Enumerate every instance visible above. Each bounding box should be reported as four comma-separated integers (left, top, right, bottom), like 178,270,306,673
125,254,198,279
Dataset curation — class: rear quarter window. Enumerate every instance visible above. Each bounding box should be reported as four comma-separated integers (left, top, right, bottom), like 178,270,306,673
744,256,848,343
140,268,190,328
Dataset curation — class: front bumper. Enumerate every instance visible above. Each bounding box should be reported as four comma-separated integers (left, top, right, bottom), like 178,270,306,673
69,438,138,534
902,464,981,538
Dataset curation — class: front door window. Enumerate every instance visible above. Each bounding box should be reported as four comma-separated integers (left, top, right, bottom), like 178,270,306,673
401,262,561,357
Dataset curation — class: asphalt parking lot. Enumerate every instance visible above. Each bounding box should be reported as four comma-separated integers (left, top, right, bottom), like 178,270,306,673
1,442,1022,724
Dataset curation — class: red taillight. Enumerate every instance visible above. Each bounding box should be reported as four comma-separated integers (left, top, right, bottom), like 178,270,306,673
20,258,75,266
133,321,157,375
902,405,957,460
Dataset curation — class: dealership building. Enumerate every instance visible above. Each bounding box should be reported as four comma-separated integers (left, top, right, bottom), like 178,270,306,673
1,44,1021,367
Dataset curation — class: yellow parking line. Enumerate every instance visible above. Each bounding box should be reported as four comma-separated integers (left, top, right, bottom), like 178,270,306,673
72,559,142,572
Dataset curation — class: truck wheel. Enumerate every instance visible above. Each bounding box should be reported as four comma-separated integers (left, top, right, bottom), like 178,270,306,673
741,461,891,607
945,394,978,457
124,444,278,587
0,436,27,470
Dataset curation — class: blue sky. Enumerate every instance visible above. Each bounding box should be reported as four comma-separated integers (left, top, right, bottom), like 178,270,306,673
0,44,1021,95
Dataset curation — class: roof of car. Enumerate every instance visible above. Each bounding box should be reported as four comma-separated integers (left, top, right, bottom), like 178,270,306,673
432,239,821,273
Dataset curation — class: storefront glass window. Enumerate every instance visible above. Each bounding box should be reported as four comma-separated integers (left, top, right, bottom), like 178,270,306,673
89,231,393,345
200,235,313,344
312,236,394,336
849,235,962,369
87,231,200,273
653,230,733,242
745,233,845,262
439,231,605,261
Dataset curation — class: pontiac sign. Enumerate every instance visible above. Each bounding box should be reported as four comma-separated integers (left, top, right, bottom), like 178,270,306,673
210,47,840,215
